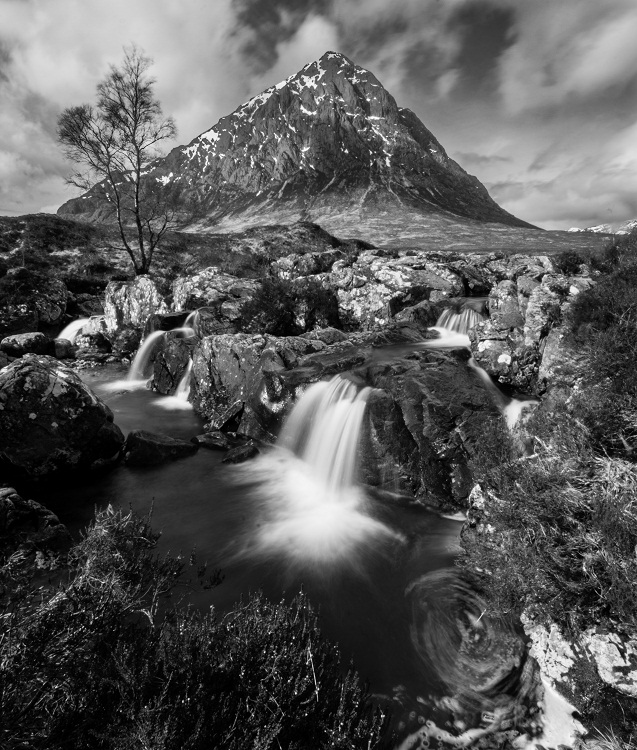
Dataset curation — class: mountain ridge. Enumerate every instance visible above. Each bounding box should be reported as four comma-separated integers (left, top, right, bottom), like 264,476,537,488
58,51,535,233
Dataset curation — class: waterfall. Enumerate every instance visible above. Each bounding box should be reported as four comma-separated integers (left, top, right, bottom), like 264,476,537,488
184,310,199,330
127,330,166,382
127,327,194,383
56,318,91,344
279,377,372,492
406,304,535,429
437,305,484,335
232,375,400,566
174,359,193,401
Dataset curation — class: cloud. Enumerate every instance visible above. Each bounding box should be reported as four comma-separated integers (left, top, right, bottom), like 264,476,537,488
0,0,636,230
495,0,637,114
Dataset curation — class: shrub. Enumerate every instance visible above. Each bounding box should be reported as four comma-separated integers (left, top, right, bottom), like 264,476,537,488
462,402,637,631
240,277,341,336
554,250,584,275
0,507,386,750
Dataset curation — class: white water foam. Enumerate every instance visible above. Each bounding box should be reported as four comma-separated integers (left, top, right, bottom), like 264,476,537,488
56,317,91,344
230,376,402,568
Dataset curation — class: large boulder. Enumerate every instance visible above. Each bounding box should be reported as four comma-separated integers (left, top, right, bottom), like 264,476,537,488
104,276,168,333
1,331,51,357
0,355,124,478
191,333,327,437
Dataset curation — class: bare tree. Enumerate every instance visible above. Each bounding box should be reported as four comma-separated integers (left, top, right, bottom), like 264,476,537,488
58,46,176,275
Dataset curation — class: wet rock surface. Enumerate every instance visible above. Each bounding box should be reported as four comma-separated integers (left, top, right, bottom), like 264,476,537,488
123,429,199,466
0,354,125,478
188,324,498,508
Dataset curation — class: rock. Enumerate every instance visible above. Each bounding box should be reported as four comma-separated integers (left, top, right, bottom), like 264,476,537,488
191,333,325,438
74,331,112,354
391,299,441,335
0,486,71,554
172,268,259,333
53,338,76,359
104,276,168,333
1,331,51,357
66,292,104,318
221,441,260,463
123,429,199,466
537,322,587,397
110,327,141,357
300,327,348,345
151,331,194,395
365,344,500,506
582,629,637,698
0,355,124,478
332,249,464,328
191,431,250,451
144,311,192,335
523,285,562,347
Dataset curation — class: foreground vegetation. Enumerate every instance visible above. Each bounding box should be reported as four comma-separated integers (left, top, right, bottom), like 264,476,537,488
0,507,386,750
461,231,637,741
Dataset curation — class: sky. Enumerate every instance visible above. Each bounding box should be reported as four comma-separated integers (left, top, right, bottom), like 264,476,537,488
2,0,637,230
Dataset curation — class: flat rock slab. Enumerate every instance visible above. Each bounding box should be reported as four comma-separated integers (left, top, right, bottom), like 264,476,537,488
123,429,199,466
221,441,260,464
191,431,252,451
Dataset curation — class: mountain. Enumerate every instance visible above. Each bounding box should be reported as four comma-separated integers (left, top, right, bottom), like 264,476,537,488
58,51,534,234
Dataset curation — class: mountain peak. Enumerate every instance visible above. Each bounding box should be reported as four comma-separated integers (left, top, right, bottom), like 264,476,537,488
58,52,533,232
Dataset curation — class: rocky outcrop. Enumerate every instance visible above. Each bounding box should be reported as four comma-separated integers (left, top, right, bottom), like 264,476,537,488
189,325,499,508
1,331,51,357
0,355,124,478
104,277,168,333
123,430,198,466
468,257,595,391
172,268,259,330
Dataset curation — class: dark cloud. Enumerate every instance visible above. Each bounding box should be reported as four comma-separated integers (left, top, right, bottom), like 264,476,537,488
443,1,515,97
231,0,331,70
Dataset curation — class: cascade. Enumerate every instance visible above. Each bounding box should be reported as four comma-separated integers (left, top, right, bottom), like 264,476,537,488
413,304,536,428
436,304,484,335
174,359,193,401
279,377,371,492
56,317,91,344
127,327,194,383
184,310,199,330
233,375,400,566
127,330,167,382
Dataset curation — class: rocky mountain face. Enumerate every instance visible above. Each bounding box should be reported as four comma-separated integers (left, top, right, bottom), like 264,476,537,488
58,51,533,233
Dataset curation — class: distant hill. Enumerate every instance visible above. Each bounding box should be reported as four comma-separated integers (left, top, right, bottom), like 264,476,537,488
58,51,536,240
